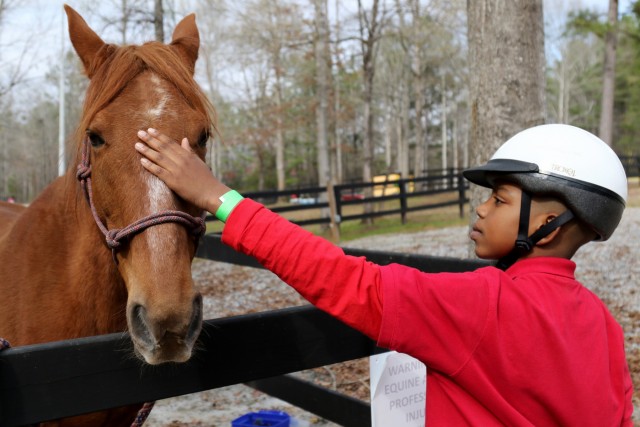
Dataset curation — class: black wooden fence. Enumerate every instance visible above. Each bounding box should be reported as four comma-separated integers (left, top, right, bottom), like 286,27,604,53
237,169,469,229
0,235,489,426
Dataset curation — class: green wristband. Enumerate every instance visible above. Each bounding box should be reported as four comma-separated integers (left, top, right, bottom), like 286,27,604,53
215,190,244,223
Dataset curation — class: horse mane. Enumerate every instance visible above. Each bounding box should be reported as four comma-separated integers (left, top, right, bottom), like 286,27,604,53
73,41,217,164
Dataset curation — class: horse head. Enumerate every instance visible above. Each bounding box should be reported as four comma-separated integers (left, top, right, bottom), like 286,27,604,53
65,5,213,365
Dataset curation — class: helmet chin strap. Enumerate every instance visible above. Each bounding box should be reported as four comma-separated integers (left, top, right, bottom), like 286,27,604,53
496,191,575,270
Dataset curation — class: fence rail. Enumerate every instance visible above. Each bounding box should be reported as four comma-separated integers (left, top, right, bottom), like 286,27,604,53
0,235,489,426
0,306,382,426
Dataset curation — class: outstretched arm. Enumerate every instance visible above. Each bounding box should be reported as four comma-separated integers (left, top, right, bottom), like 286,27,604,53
135,128,385,340
135,128,230,214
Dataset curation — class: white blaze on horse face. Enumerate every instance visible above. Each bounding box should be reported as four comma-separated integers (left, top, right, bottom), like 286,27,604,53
142,74,178,264
146,75,171,120
144,74,181,121
144,175,177,259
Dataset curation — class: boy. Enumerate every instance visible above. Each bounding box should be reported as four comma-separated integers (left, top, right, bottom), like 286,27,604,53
135,124,633,425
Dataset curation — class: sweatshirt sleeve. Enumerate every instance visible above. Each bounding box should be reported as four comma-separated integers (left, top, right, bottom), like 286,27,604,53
221,198,384,340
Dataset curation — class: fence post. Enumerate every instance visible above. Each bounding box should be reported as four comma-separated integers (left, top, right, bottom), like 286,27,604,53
399,178,408,225
327,182,341,243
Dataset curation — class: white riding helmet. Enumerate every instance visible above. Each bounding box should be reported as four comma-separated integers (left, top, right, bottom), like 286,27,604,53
464,124,627,242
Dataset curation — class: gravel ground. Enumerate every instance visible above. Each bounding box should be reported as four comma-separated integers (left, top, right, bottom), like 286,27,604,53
145,207,640,426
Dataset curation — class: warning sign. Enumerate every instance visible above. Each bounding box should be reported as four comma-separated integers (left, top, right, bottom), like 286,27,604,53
370,351,427,427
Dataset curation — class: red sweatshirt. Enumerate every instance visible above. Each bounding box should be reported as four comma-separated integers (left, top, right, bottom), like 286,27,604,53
222,199,634,426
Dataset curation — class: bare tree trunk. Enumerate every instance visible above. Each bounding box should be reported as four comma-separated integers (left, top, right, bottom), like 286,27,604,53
452,114,459,170
274,63,285,192
332,0,343,184
154,0,165,42
334,84,343,183
358,0,380,187
334,86,343,183
599,0,617,145
467,0,546,254
413,71,426,178
558,56,567,123
1,131,7,196
384,106,392,169
120,0,128,44
202,50,219,177
314,0,331,188
264,5,287,194
253,73,270,192
362,85,374,182
398,82,410,177
0,0,11,26
409,0,427,179
391,0,410,179
441,73,447,175
358,0,381,223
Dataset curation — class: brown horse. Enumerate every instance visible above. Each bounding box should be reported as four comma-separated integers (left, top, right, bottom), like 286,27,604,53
0,5,214,426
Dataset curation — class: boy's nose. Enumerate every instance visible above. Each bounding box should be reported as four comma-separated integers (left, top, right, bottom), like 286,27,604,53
476,200,489,218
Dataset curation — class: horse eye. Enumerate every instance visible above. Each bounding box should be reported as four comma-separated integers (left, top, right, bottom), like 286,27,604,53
196,130,209,148
85,130,105,148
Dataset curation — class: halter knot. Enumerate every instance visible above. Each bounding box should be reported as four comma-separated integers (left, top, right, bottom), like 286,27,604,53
191,217,206,237
0,338,10,350
106,229,122,249
76,164,91,181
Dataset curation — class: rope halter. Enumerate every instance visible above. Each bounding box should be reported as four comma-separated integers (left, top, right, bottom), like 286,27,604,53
76,137,206,264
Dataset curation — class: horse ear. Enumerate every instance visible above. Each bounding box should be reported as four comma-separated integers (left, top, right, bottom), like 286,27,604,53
170,14,199,75
64,4,108,78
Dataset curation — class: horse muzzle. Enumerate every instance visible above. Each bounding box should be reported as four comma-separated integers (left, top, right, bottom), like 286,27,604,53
127,294,203,365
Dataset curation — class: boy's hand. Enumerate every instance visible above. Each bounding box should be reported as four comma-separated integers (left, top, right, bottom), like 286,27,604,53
135,128,230,214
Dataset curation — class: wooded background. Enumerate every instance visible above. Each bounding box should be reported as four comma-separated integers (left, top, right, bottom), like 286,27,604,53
0,0,634,203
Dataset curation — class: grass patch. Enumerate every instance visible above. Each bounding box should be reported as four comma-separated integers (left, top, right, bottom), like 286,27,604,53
315,208,468,242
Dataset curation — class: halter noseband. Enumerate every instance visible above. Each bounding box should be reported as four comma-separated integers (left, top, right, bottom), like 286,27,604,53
76,137,206,264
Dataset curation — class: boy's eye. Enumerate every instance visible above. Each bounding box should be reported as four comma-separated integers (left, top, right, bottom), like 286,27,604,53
493,197,503,205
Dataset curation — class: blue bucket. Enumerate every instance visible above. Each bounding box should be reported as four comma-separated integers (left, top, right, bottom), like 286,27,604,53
231,410,290,427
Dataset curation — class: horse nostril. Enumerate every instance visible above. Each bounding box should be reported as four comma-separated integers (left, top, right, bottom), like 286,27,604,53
186,294,203,344
130,304,154,346
128,295,202,364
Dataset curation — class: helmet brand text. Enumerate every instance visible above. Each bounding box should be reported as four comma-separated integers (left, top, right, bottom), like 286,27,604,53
550,163,576,177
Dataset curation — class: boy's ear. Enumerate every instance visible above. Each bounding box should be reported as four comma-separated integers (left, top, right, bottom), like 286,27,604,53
534,215,562,246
